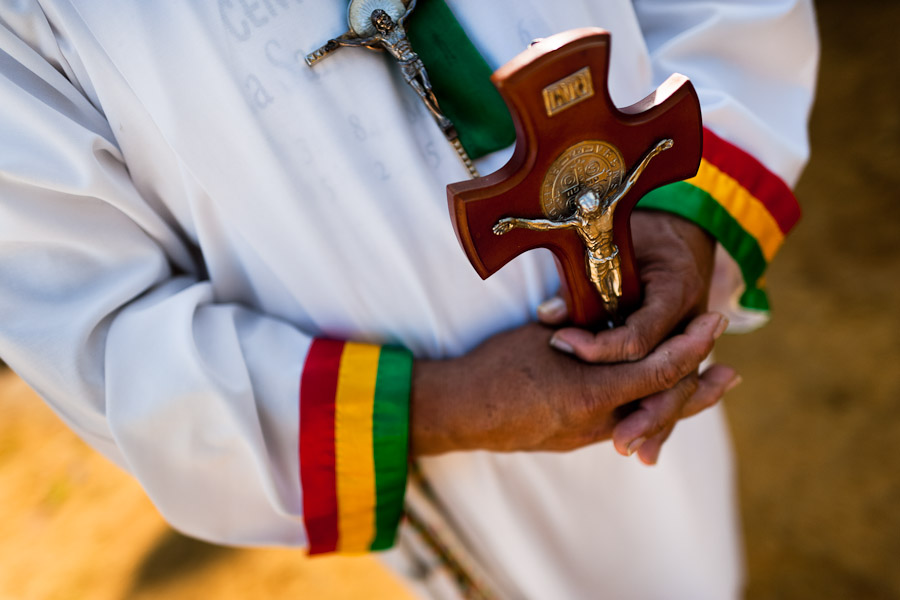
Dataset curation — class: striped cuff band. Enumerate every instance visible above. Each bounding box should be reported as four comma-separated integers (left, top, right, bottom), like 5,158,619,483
299,339,413,554
638,127,801,312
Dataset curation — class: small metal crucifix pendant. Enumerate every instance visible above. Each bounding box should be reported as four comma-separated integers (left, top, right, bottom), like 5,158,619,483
305,0,479,177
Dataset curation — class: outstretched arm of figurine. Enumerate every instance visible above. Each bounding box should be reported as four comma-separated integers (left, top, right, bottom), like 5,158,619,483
305,32,378,66
606,138,674,209
332,32,377,48
493,217,577,235
400,0,417,25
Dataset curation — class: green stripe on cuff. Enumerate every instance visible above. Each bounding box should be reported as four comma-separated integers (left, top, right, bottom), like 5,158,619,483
370,345,413,551
407,0,516,159
639,182,771,313
738,287,770,313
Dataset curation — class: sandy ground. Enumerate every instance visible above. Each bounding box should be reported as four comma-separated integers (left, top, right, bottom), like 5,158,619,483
0,369,413,599
1,1,898,598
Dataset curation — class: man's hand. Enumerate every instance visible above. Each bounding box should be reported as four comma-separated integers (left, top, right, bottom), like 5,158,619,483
537,211,741,464
544,211,718,360
410,312,725,456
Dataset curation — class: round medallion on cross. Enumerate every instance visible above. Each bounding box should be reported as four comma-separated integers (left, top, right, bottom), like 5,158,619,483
540,141,626,220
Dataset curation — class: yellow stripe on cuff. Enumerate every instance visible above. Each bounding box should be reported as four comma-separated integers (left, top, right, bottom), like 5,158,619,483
334,343,380,552
689,160,785,262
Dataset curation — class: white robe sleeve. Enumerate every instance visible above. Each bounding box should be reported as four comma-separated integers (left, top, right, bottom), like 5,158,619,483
633,0,818,185
0,8,311,547
633,0,819,330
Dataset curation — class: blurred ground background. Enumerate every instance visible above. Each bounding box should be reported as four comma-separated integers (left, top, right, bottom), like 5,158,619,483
715,1,900,597
1,1,897,598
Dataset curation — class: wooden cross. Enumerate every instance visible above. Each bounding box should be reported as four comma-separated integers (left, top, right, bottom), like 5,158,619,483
447,29,703,329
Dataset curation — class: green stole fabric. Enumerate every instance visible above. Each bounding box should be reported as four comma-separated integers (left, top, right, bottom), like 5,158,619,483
406,0,515,159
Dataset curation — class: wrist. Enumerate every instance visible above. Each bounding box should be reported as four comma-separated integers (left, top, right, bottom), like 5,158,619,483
409,358,470,456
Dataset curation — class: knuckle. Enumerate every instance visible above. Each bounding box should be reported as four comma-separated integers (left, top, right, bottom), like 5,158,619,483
577,374,622,420
681,375,699,400
622,330,650,361
645,394,687,438
651,354,680,389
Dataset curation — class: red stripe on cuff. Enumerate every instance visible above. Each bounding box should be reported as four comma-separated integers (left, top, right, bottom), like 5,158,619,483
299,338,344,554
702,128,801,234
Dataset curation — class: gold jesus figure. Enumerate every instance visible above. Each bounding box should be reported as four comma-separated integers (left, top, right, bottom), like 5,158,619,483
493,138,674,319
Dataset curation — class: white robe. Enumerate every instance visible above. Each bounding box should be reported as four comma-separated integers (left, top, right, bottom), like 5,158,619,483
0,1,817,598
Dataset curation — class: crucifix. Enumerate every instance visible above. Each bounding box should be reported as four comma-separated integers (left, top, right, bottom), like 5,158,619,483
447,28,703,329
305,0,479,177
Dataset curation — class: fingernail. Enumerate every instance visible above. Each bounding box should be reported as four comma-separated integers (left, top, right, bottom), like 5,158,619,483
537,297,567,321
725,374,743,393
626,437,646,456
713,315,729,339
549,335,574,354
